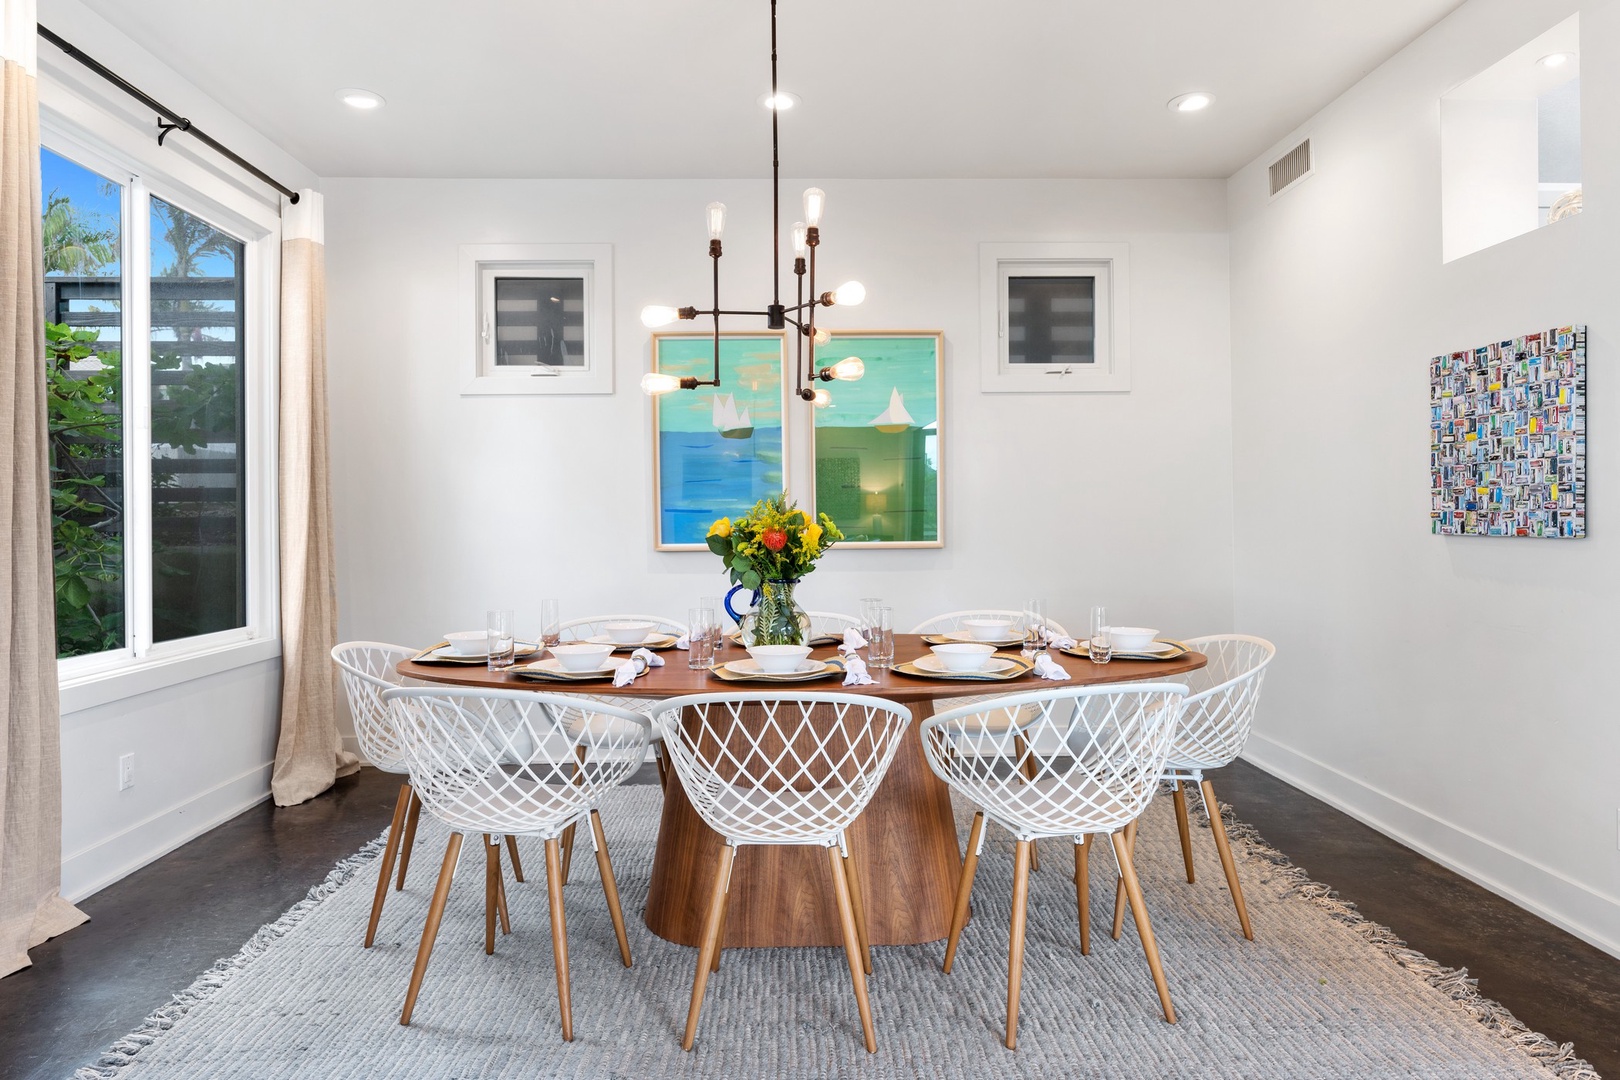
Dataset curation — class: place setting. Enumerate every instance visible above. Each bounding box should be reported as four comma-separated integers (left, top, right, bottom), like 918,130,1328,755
573,620,682,651
409,610,541,666
1061,607,1192,663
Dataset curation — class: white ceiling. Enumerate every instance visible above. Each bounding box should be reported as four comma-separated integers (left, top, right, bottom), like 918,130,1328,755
74,0,1463,180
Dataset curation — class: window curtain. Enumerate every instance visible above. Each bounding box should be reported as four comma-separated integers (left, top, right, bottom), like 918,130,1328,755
270,192,357,806
1,0,89,978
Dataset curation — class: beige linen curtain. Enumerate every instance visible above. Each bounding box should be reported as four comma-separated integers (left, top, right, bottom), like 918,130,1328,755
1,0,89,978
270,192,357,806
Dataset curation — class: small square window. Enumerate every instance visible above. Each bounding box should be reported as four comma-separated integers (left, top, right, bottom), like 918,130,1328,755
459,244,614,395
492,277,585,368
979,242,1129,393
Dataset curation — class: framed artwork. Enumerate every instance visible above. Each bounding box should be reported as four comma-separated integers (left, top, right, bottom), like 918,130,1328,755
1430,325,1585,538
812,331,944,547
652,332,788,550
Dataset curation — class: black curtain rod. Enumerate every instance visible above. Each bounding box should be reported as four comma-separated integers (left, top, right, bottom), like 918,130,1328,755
36,24,300,205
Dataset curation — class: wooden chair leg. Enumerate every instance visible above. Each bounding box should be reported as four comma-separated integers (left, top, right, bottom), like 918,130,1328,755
483,834,499,955
395,789,422,891
710,883,730,973
544,837,574,1042
560,822,576,884
829,846,878,1053
654,744,670,791
589,811,633,967
842,842,873,976
1111,819,1138,940
400,832,463,1026
944,812,984,973
1074,834,1092,955
495,851,511,935
365,783,411,948
1173,782,1196,883
504,834,525,883
1112,829,1176,1023
1202,779,1254,940
683,843,735,1051
1006,839,1032,1050
1014,734,1040,872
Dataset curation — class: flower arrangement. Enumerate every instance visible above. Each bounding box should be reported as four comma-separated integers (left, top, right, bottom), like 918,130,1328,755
706,493,843,591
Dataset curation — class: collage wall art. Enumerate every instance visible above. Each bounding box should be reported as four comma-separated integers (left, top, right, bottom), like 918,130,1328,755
1430,325,1586,538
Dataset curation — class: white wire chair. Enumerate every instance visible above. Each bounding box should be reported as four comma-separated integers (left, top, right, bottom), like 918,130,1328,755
379,685,652,1040
333,641,488,948
1139,634,1275,942
921,682,1190,1049
807,610,863,639
651,691,913,1054
556,613,689,643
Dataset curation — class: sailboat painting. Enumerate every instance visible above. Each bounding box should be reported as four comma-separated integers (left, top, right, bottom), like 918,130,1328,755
812,332,944,547
652,333,787,550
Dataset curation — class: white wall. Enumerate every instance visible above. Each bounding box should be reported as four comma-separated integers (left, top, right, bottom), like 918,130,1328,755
323,178,1236,688
1228,0,1620,952
38,0,318,899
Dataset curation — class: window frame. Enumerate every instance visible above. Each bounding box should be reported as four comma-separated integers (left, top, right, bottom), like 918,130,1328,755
40,103,282,714
978,241,1131,393
459,243,615,395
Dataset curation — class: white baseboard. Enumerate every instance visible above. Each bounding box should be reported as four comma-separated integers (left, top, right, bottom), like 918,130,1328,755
1242,732,1620,961
61,762,274,902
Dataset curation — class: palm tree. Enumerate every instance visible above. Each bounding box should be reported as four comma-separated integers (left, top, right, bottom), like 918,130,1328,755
41,191,117,276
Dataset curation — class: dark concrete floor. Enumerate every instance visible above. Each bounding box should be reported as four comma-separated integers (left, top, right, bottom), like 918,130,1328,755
0,760,1612,1079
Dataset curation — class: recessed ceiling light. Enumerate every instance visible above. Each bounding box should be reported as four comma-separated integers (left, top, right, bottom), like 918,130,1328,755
1168,92,1214,113
336,88,385,110
758,91,800,111
1538,52,1574,69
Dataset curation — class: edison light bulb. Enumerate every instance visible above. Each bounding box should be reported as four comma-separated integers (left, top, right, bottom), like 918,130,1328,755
832,280,866,306
706,202,726,241
813,326,831,345
830,356,865,381
641,305,679,328
640,371,681,395
812,388,831,407
792,221,807,257
803,187,825,227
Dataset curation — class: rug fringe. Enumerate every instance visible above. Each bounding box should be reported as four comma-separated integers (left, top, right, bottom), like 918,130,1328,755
70,828,393,1080
1182,790,1602,1080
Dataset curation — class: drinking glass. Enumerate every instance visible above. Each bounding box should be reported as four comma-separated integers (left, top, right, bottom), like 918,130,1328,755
540,599,561,648
859,597,883,642
688,606,716,670
868,606,895,668
487,608,516,671
1022,598,1048,658
1089,604,1112,665
700,595,722,659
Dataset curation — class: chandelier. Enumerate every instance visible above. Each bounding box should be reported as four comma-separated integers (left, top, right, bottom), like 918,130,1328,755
638,0,867,404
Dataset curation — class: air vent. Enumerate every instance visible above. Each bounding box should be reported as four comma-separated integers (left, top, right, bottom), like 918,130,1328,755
1268,138,1314,198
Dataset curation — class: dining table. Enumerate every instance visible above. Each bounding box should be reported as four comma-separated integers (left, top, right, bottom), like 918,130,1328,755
396,633,1206,950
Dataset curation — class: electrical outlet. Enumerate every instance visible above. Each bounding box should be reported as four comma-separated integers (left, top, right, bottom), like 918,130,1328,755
118,753,134,791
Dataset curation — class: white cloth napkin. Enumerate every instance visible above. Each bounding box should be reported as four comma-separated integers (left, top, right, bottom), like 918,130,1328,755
1033,654,1071,681
838,627,868,654
631,647,663,668
841,652,877,686
674,633,690,650
612,650,659,687
1047,633,1076,651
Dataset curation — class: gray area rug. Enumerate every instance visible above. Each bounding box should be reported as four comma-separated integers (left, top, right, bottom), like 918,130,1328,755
73,786,1598,1079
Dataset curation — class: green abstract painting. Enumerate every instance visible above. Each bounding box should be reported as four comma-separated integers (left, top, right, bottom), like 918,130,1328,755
652,333,787,549
812,332,943,546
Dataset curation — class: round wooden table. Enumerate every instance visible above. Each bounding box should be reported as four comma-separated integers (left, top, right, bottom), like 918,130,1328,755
397,634,1205,949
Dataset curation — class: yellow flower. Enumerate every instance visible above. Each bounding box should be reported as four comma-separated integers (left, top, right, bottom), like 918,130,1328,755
802,522,823,550
707,517,732,539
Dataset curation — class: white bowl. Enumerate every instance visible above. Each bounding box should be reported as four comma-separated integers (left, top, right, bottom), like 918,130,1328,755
929,642,997,672
444,631,488,656
962,618,1014,641
747,644,813,674
1108,626,1157,651
603,620,656,645
551,643,615,672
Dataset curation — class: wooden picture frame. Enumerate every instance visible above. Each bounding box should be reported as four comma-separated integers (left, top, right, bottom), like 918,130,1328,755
811,331,944,548
651,332,789,551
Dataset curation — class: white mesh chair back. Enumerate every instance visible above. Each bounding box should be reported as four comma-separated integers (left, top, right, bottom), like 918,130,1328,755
807,610,863,639
332,641,418,773
909,608,1070,637
558,614,689,642
653,692,912,846
922,683,1189,839
380,687,651,838
1166,635,1274,771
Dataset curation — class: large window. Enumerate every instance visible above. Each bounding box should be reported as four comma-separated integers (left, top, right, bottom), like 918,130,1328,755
42,139,267,674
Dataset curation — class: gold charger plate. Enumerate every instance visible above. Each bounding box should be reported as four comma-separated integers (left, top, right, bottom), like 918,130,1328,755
581,633,681,651
710,659,843,684
893,655,1034,682
512,656,635,682
412,641,542,664
1061,638,1190,662
922,633,1024,648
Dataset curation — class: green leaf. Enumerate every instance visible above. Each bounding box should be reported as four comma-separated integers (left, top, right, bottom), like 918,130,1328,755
740,569,761,591
60,575,91,609
706,535,729,556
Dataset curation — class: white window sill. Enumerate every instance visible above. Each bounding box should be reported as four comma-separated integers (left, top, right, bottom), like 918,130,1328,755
59,637,282,716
